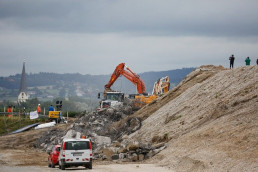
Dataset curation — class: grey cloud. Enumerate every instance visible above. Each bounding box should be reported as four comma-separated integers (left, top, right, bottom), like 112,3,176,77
1,0,258,77
0,0,258,36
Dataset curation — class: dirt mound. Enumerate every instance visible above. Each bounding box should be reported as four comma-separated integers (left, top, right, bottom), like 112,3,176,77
113,65,225,132
127,65,258,171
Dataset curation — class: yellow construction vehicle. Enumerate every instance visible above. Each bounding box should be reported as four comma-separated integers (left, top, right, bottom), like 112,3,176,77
134,76,170,106
48,101,62,123
152,76,170,95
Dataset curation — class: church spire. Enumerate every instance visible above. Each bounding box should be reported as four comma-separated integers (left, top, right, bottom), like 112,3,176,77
19,60,27,92
18,60,28,103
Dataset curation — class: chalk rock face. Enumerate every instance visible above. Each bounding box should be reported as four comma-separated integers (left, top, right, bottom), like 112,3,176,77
63,129,81,139
94,135,112,147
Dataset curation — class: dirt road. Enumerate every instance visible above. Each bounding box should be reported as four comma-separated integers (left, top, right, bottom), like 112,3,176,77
0,164,172,172
0,149,172,172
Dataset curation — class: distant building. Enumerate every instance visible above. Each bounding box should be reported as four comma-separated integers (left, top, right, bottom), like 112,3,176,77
18,61,28,103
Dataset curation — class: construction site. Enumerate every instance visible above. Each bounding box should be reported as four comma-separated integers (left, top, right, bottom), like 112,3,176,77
0,64,257,172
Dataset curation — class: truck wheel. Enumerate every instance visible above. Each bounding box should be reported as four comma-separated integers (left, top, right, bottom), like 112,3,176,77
61,164,65,170
51,161,55,168
88,161,92,169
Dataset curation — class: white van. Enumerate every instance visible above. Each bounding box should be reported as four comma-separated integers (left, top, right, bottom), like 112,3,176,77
58,138,93,170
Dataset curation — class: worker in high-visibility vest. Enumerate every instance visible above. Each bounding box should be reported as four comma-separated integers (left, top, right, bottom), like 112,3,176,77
37,104,41,114
7,105,12,118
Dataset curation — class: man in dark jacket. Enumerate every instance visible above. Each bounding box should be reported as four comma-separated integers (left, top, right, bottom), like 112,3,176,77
245,57,251,66
229,54,235,69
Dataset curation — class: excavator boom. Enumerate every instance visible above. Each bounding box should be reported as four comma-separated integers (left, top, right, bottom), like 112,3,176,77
105,63,146,94
104,63,125,90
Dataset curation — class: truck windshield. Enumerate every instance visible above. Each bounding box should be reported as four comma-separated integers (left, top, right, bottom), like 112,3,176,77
65,141,90,150
106,94,120,101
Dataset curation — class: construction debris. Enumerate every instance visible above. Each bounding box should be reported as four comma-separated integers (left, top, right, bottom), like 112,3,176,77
11,123,40,134
34,121,56,130
33,101,163,162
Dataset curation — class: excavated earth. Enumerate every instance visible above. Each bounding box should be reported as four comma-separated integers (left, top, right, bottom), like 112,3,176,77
0,65,257,172
120,65,258,171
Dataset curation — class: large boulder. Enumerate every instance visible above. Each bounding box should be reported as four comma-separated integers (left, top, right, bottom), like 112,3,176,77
106,108,115,116
63,129,81,139
94,135,112,147
111,154,119,160
123,106,133,115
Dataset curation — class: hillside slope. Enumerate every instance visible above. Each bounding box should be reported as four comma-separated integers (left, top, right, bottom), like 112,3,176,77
129,65,258,171
0,67,195,99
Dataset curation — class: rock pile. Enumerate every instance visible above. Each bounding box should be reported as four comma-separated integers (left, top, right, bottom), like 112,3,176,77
34,128,66,150
34,101,165,162
72,104,135,139
93,135,167,162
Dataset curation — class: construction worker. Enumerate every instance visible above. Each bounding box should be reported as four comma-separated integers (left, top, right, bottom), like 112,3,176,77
7,105,12,118
245,57,251,66
82,135,86,139
37,104,41,114
229,54,235,69
49,105,54,111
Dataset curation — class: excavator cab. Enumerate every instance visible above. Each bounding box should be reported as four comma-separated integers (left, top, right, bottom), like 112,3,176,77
106,92,124,102
99,92,124,108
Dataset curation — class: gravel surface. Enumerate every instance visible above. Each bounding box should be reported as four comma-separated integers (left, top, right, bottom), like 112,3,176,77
0,164,173,172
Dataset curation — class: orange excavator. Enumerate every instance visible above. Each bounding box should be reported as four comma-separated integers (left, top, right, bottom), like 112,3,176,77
104,63,147,95
98,63,170,108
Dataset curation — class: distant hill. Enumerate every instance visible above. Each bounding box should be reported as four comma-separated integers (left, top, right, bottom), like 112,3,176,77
0,68,195,101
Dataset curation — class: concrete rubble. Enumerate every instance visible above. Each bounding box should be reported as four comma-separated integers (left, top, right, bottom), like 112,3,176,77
34,102,163,162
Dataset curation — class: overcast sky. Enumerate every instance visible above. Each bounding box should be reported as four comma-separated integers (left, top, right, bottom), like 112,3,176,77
0,0,258,76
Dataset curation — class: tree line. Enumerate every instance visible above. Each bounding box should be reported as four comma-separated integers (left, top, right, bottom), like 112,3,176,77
0,68,195,94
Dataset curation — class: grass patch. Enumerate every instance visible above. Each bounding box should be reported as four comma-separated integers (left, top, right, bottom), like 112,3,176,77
0,116,48,135
173,115,182,121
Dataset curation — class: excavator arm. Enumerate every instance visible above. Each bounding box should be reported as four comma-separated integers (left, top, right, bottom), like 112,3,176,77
104,63,125,91
105,63,147,95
